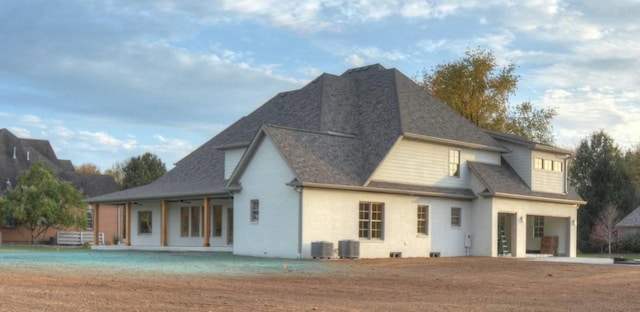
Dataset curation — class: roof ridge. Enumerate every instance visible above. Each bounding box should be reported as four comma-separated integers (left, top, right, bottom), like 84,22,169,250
263,124,357,139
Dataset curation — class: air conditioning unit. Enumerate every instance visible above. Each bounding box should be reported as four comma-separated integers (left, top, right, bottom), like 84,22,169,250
338,240,360,259
311,241,333,259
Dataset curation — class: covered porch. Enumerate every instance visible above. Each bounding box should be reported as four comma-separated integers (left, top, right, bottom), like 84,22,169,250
496,211,575,258
91,195,234,251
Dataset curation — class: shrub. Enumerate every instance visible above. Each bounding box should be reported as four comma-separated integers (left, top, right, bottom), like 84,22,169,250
619,234,640,252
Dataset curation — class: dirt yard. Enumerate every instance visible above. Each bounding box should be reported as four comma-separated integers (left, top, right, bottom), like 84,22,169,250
1,257,639,311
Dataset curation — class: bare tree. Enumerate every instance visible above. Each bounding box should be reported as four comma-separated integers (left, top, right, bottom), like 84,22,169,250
589,204,620,255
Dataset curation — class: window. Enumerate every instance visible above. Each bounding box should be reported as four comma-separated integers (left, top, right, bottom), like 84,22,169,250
250,199,259,223
138,211,152,234
190,206,201,237
451,207,461,227
86,207,93,230
534,158,543,169
533,216,544,238
213,205,223,237
359,202,384,239
181,206,202,237
417,205,429,235
535,157,563,172
553,161,563,172
449,149,460,177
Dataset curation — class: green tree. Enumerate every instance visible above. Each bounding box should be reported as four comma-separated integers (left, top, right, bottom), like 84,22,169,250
0,162,87,244
569,130,636,251
624,145,640,205
121,152,166,189
420,48,556,144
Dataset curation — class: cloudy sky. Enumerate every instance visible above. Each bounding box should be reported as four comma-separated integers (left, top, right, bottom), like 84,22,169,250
1,0,639,171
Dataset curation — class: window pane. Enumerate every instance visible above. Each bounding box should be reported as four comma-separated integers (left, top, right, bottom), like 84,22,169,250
359,202,384,239
417,205,428,235
534,158,543,169
451,207,461,227
139,211,152,234
449,150,460,177
553,161,563,172
191,206,200,237
213,205,222,237
180,207,189,237
250,199,259,223
543,159,552,170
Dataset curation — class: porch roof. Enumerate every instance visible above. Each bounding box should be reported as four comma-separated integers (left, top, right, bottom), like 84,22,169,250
616,205,640,228
468,160,585,205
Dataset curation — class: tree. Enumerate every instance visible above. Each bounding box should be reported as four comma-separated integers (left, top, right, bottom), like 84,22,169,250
419,47,556,144
104,161,126,189
624,145,640,205
569,130,636,251
121,153,166,189
75,163,101,175
0,162,87,244
589,204,619,255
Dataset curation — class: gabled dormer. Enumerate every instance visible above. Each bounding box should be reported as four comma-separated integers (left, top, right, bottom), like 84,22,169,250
488,131,571,195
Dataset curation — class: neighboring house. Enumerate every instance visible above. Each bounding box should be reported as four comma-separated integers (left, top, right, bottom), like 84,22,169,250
616,205,640,238
88,64,585,258
0,129,122,245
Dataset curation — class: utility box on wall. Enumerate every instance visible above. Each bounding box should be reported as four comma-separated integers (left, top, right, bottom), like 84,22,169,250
311,241,333,259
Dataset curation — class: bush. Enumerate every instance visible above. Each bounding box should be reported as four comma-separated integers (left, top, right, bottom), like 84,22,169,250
619,234,640,252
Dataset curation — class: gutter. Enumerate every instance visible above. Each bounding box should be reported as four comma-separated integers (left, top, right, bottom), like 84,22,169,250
300,182,477,200
482,191,586,205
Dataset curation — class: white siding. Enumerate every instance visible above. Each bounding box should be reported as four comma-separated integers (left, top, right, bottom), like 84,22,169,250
500,142,532,187
372,139,501,188
224,148,246,179
232,135,301,258
531,151,565,194
302,188,473,258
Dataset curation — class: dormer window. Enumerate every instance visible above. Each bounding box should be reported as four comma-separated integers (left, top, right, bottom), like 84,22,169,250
449,150,460,177
534,158,563,172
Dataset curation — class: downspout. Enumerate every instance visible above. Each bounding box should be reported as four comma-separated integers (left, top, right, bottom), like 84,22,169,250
297,186,303,259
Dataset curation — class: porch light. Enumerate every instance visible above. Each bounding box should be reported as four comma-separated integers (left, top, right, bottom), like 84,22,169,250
572,219,576,226
519,216,524,223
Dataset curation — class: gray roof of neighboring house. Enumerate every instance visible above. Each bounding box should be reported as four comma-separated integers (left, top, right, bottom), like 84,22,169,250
467,160,584,204
87,64,570,204
0,128,118,197
616,206,640,228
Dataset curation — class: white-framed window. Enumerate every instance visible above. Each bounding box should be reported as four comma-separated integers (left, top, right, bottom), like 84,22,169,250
417,205,429,235
535,158,563,172
86,207,94,230
533,216,544,238
553,161,563,172
359,202,384,239
250,199,259,223
451,207,461,227
212,205,223,237
449,149,461,177
138,211,152,234
180,206,203,237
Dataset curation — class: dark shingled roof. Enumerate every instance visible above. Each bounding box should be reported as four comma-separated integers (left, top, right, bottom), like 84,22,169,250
87,64,551,203
616,205,640,228
0,128,118,197
468,160,584,203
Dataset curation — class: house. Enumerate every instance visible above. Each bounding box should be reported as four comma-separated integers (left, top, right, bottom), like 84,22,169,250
616,205,640,238
87,64,585,258
0,129,121,245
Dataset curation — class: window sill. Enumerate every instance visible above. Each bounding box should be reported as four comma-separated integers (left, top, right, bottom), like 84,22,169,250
358,238,385,243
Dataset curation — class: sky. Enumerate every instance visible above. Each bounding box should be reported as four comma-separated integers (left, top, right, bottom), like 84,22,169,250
1,0,639,172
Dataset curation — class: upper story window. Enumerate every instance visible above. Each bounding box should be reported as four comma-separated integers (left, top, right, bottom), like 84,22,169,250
449,149,460,177
534,158,563,172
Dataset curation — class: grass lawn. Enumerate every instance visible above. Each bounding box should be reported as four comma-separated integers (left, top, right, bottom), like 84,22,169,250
0,244,87,252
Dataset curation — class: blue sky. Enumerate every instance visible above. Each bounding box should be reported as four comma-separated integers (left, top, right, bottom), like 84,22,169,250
1,0,639,171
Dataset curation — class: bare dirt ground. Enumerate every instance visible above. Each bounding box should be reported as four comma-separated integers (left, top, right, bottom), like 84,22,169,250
1,257,639,311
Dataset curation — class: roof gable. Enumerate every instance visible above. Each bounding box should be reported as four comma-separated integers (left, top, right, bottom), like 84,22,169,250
617,205,640,227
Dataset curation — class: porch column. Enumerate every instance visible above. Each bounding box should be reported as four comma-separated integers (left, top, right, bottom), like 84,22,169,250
161,200,168,247
125,202,132,246
515,214,527,257
93,204,100,246
203,197,211,247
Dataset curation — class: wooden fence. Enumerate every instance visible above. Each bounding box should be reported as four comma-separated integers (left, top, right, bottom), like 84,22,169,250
56,231,104,246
